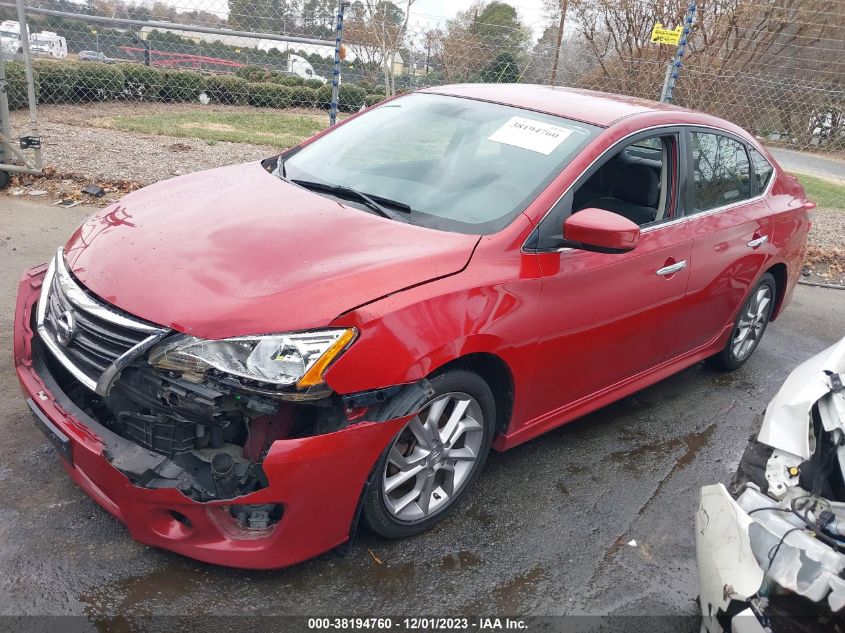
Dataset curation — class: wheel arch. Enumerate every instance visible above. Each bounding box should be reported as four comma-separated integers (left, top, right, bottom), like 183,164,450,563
430,352,515,438
764,262,788,320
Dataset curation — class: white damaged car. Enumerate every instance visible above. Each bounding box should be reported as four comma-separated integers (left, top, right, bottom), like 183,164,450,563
697,337,845,633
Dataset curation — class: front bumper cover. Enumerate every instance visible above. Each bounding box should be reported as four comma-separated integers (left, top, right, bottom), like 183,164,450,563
697,484,845,633
14,266,413,569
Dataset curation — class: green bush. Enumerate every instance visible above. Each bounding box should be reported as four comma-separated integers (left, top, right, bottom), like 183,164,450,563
235,65,274,83
289,85,318,109
338,83,368,111
364,93,384,108
74,63,125,101
118,63,163,101
206,74,249,105
316,84,333,109
354,79,377,93
304,78,324,89
159,69,207,102
3,62,36,110
354,80,387,96
247,82,293,108
34,59,76,103
272,74,305,87
316,83,367,111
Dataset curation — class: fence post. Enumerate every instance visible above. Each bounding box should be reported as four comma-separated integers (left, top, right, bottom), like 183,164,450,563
15,0,41,170
330,1,350,126
549,0,568,86
0,41,10,176
659,1,696,104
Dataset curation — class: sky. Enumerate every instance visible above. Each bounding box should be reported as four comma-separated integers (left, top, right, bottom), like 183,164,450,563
406,0,551,40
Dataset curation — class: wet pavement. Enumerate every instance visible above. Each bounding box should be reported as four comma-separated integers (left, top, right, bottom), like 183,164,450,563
2,197,844,628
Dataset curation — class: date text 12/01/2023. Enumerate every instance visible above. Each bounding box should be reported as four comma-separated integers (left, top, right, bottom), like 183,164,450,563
306,617,528,630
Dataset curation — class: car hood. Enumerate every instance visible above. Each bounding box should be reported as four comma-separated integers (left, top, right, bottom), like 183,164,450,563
64,162,480,339
758,337,845,459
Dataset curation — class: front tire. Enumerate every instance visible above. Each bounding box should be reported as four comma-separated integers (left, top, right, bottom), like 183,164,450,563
363,369,496,539
712,273,776,371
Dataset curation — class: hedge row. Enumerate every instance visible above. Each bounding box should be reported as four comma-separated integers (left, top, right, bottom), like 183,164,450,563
4,60,386,112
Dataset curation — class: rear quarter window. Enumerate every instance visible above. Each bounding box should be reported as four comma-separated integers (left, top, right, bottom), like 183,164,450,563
748,147,774,192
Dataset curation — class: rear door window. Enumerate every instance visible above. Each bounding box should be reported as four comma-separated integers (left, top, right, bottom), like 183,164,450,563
689,132,752,213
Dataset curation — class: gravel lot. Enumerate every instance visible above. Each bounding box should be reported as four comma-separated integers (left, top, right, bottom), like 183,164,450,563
808,208,844,251
10,102,280,185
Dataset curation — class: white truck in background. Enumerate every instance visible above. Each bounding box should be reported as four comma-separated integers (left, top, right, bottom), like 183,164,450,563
287,53,327,84
30,31,67,58
0,19,29,54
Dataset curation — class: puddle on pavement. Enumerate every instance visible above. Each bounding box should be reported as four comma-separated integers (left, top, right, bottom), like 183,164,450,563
439,550,481,571
79,561,210,618
674,423,718,469
606,423,718,474
491,564,546,614
356,560,418,585
464,504,494,526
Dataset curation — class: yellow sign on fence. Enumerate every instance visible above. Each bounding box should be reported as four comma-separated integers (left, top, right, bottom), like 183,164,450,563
650,23,683,45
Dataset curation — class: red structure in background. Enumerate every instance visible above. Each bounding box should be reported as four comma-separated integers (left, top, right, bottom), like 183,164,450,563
119,46,247,71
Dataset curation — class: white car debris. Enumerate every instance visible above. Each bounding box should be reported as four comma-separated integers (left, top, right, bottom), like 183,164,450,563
697,337,845,633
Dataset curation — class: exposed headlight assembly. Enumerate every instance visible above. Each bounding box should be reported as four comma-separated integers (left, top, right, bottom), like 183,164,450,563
148,329,356,389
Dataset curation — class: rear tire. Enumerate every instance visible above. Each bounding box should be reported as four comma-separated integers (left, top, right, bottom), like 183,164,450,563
711,273,776,371
363,369,496,539
0,169,9,190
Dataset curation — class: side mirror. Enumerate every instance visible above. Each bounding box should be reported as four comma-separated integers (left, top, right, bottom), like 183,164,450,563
563,208,640,254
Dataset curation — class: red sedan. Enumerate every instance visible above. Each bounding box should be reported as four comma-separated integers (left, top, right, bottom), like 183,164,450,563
14,85,812,568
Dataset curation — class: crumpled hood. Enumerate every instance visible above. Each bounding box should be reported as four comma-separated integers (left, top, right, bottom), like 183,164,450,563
64,162,479,339
758,337,845,459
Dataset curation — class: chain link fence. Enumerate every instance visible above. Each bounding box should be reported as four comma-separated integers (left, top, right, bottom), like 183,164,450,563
0,0,842,185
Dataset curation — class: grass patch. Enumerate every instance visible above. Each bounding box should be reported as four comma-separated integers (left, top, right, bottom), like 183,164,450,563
797,174,845,211
98,110,327,147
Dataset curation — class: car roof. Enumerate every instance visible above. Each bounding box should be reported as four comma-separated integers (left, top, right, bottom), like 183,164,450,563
419,84,695,128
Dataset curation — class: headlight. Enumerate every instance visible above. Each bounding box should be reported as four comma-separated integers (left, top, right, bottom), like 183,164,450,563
148,329,356,388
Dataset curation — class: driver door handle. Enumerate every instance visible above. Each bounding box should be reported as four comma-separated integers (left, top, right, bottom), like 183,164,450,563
747,235,769,248
656,260,687,276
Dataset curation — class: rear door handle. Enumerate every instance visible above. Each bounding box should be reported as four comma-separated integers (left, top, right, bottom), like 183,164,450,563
656,260,687,276
747,235,769,248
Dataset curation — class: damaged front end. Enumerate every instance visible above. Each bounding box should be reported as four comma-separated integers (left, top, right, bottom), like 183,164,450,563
15,254,432,568
697,338,845,633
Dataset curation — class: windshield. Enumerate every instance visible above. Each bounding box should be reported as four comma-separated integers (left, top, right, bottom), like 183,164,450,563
282,93,599,234
0,30,18,38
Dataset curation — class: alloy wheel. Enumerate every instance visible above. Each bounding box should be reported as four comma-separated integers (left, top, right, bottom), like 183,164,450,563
382,392,485,523
731,284,773,361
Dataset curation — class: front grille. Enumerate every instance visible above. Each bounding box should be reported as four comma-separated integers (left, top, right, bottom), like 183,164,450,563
37,249,168,395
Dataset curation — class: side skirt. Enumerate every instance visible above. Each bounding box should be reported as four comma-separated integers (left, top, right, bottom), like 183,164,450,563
494,324,732,451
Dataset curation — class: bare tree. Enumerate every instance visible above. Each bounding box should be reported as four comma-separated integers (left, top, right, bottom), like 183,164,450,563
429,24,486,82
570,0,843,78
346,0,416,96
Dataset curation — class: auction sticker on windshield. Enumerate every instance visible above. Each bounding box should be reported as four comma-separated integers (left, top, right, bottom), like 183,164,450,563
488,116,574,155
